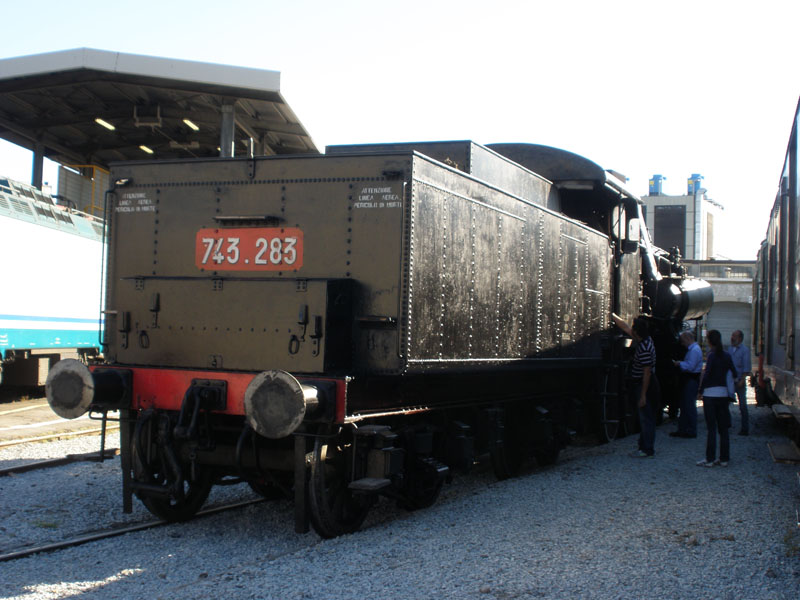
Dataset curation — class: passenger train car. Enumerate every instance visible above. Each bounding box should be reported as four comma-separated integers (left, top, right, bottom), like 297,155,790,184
0,176,103,386
753,98,800,416
45,141,712,537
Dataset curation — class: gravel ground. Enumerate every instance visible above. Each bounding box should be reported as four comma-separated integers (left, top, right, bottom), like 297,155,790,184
1,399,798,600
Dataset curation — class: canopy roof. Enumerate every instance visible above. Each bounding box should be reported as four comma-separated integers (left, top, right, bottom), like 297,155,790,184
0,48,317,169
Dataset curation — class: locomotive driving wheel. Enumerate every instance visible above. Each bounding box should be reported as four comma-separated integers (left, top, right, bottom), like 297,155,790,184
398,456,447,511
308,426,373,538
131,413,214,522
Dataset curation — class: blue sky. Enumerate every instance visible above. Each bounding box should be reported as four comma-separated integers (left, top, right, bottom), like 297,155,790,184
1,0,798,259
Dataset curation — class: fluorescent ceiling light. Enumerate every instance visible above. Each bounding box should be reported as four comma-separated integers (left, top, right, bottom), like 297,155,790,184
183,118,200,131
95,118,116,131
139,145,154,154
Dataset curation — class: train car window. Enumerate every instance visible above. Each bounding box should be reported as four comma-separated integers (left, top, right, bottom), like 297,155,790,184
616,204,640,254
612,204,639,254
619,216,640,254
9,197,33,216
627,217,640,244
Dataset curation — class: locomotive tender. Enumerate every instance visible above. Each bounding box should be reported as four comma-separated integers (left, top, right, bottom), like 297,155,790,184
46,141,712,537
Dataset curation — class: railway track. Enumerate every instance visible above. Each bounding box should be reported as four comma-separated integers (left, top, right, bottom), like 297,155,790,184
0,427,638,573
0,397,121,448
0,425,121,448
0,497,265,563
0,448,119,476
0,397,624,566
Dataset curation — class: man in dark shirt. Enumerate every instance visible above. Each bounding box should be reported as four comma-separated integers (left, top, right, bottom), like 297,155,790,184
729,330,752,435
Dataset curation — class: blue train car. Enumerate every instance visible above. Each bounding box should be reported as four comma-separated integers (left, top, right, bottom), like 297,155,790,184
0,175,103,386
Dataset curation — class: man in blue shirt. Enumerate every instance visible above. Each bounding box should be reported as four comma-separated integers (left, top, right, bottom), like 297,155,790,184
671,331,702,438
729,330,752,435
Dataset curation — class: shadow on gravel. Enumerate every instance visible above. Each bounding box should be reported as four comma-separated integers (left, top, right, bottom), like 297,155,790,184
0,385,45,404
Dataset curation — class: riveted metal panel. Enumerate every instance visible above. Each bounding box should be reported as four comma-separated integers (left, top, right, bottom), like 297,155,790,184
557,222,611,358
537,215,563,352
112,278,336,372
105,155,408,375
468,144,560,211
405,155,611,370
327,141,558,210
617,248,641,320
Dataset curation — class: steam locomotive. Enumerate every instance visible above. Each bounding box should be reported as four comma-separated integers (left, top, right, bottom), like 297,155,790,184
46,141,712,537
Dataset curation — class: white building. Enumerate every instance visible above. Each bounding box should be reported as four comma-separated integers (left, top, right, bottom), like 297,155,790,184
683,260,755,351
641,173,724,260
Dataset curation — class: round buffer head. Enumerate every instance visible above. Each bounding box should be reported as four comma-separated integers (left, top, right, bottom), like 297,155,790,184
46,359,95,419
244,370,311,439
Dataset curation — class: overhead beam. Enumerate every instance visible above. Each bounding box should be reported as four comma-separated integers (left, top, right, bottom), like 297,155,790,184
0,114,86,164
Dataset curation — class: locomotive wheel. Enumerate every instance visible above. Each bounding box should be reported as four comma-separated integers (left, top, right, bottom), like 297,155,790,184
489,406,525,480
398,479,443,511
132,442,213,522
308,427,373,538
398,457,446,511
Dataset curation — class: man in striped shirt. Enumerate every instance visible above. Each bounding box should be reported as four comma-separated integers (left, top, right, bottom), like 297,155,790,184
612,313,660,458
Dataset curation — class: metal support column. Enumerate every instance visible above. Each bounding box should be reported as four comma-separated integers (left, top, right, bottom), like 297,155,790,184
32,142,44,189
120,408,134,513
220,104,235,158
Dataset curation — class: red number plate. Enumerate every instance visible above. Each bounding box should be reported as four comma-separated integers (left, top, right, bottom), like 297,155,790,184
195,227,304,271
